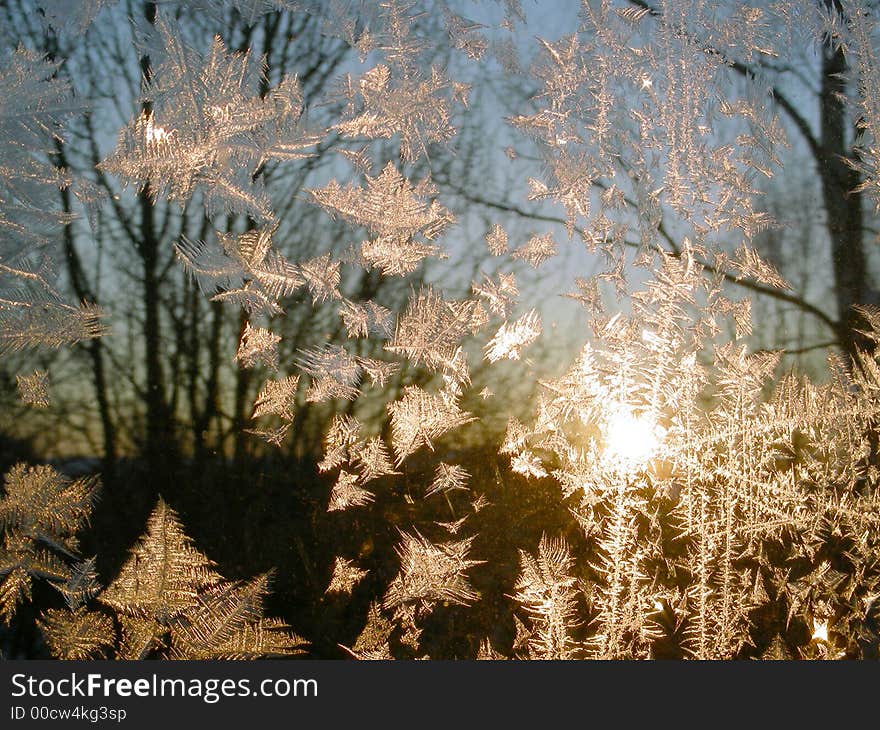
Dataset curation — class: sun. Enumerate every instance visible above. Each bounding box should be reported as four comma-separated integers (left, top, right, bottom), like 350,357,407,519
603,405,664,470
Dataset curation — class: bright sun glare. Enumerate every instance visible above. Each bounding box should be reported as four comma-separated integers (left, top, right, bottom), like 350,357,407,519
603,406,664,469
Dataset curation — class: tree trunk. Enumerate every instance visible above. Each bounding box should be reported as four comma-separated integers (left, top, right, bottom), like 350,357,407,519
58,174,118,484
140,1,178,483
819,0,874,358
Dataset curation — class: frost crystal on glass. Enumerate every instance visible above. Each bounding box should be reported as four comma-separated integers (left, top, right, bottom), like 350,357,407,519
16,371,50,408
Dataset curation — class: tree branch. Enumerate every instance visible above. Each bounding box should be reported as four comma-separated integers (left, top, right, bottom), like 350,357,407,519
443,184,841,338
